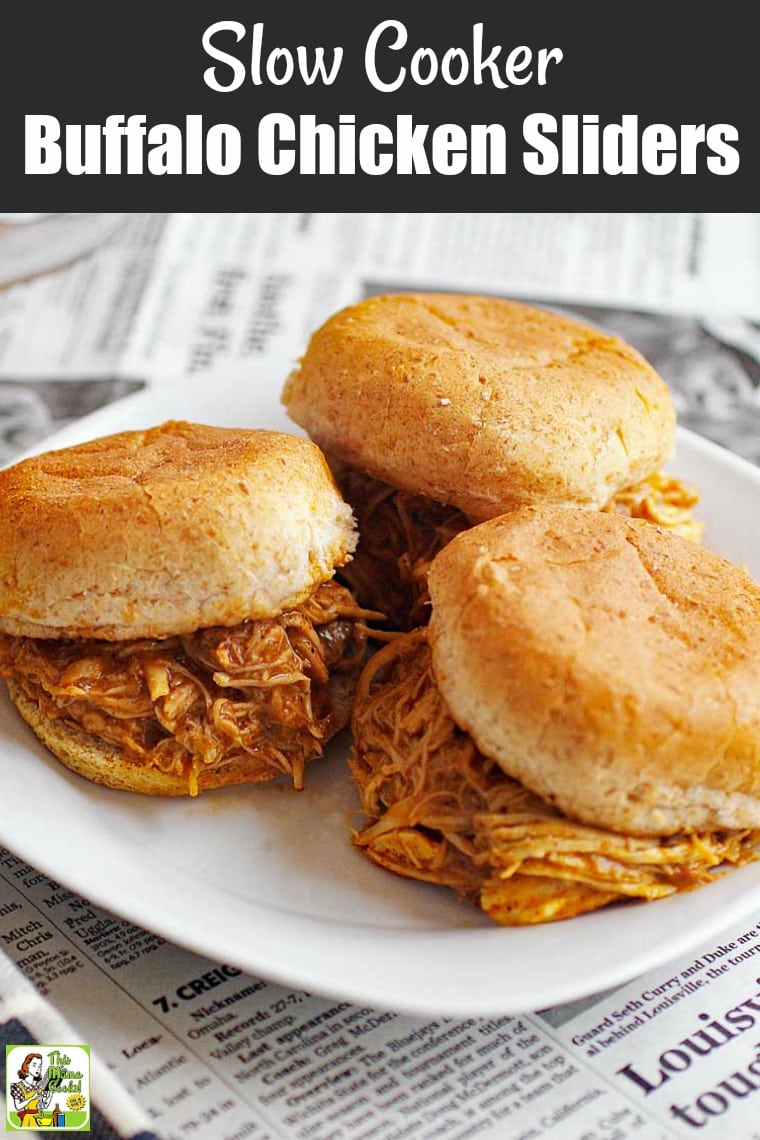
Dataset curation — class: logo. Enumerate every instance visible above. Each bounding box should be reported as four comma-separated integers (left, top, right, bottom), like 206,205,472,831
5,1045,90,1131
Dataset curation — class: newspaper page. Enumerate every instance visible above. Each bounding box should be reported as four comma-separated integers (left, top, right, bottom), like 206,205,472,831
0,212,166,462
1,213,760,1140
120,212,760,374
3,851,760,1139
2,212,758,464
4,215,760,383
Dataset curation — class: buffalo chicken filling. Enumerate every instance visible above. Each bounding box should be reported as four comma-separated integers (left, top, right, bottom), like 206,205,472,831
349,631,758,925
0,581,372,794
330,459,703,630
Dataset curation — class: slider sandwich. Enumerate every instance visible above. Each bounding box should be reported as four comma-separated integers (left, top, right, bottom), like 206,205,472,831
283,292,701,629
0,421,373,795
350,507,760,925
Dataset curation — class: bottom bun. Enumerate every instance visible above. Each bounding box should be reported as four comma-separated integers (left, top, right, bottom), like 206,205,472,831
9,673,356,797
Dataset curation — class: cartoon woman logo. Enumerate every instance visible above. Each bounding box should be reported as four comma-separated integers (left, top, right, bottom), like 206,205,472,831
9,1053,52,1128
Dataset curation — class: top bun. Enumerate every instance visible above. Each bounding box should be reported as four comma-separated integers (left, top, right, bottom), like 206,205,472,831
283,293,675,522
427,507,760,835
0,421,357,640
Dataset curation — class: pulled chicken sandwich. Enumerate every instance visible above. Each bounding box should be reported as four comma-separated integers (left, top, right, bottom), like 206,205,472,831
350,507,760,925
0,421,374,795
283,292,702,629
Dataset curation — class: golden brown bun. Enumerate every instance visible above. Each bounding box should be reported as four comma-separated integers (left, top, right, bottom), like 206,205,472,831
427,508,760,835
7,674,356,796
0,421,357,640
283,293,675,521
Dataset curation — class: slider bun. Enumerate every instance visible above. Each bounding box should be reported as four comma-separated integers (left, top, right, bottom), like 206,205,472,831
0,421,357,640
427,507,760,835
6,673,357,795
283,293,675,521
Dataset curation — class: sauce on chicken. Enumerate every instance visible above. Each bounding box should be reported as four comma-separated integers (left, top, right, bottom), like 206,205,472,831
350,630,757,925
0,581,372,795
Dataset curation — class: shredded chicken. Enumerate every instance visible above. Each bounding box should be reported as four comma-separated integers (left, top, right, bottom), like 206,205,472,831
328,458,469,630
349,631,758,925
331,460,703,632
0,581,373,795
605,471,704,541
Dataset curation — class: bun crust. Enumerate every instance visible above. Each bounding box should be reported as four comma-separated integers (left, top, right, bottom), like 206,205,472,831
7,673,357,795
283,293,675,521
8,684,207,795
0,421,357,639
427,508,760,835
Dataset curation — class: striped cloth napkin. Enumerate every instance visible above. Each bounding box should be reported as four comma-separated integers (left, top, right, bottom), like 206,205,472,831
0,947,160,1139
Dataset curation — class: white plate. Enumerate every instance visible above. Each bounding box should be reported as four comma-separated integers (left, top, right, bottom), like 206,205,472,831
3,363,760,1019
